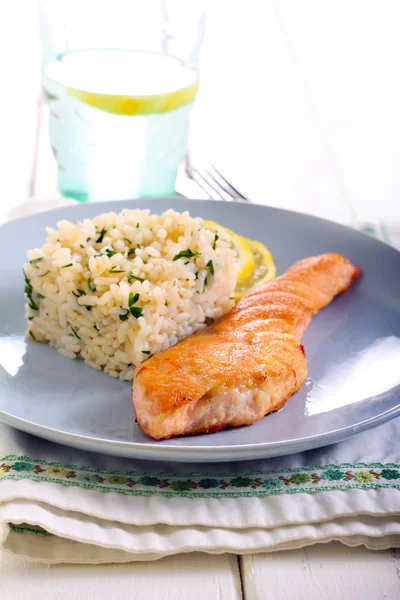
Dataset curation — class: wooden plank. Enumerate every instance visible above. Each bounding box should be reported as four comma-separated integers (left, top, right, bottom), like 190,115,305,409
1,551,243,600
0,0,42,223
241,544,400,600
274,0,400,224
189,0,352,224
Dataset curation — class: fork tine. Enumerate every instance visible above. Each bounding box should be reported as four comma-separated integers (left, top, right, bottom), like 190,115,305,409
185,155,250,202
207,164,249,201
188,166,225,200
186,154,233,200
193,166,235,201
201,165,238,201
184,156,219,199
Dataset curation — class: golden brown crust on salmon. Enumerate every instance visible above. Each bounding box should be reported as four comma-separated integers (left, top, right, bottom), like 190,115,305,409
133,253,361,439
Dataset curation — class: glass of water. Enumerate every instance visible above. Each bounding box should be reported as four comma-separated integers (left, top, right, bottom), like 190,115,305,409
39,1,206,202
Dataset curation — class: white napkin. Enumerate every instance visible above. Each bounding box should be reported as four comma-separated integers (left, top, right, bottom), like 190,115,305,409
1,420,399,563
0,199,399,563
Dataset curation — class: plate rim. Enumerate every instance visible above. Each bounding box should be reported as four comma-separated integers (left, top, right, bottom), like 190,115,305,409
1,403,399,462
3,197,400,257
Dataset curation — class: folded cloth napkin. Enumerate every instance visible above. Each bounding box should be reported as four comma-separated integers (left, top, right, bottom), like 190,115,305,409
1,421,399,563
0,200,399,563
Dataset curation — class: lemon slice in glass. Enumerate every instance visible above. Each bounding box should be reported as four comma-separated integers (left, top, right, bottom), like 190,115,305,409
66,80,198,116
45,50,199,116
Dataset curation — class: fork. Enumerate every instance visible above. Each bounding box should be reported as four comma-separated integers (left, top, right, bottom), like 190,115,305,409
184,156,251,202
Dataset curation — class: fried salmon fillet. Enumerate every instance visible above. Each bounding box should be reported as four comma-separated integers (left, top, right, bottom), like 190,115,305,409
133,253,361,440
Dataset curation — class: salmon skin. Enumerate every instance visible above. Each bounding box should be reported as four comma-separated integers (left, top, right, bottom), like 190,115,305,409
133,253,361,440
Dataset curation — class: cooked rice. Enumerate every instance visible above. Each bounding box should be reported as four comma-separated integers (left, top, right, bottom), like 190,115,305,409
24,208,237,380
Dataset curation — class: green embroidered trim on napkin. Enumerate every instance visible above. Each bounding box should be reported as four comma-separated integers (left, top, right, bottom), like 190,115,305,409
8,525,52,537
1,456,399,498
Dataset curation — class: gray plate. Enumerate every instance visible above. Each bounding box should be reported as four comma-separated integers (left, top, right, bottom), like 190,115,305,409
1,198,400,462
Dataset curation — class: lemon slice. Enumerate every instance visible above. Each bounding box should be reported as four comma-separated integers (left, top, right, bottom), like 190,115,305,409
203,220,276,300
203,220,254,282
235,239,276,300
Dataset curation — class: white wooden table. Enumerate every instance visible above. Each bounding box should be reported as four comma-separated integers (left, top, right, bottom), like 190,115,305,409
1,2,399,598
